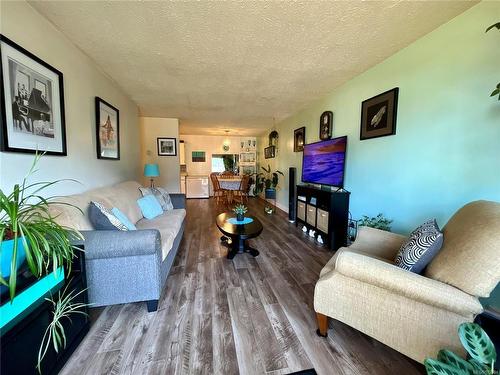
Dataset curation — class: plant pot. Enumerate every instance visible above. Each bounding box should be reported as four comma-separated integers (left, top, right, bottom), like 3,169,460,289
236,213,244,222
1,237,27,278
265,188,276,199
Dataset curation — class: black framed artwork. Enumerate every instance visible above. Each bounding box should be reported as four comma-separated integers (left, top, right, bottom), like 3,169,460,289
0,34,67,155
360,88,399,140
319,111,333,140
157,137,177,156
95,97,120,160
264,145,275,159
294,127,305,152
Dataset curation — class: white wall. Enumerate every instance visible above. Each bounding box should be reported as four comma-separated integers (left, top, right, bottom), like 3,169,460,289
140,117,180,192
0,1,141,196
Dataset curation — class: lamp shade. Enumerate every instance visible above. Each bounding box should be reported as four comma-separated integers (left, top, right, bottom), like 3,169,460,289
144,163,160,177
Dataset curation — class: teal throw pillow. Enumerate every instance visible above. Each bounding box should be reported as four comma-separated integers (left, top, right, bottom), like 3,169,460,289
137,195,163,220
111,207,137,230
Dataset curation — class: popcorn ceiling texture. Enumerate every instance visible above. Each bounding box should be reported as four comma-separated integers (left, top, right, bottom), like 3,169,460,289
29,1,475,135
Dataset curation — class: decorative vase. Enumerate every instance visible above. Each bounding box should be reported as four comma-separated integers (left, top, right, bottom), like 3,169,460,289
1,237,27,278
236,213,244,222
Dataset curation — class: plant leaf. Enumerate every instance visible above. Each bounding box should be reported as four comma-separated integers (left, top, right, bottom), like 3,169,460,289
437,350,475,375
467,359,489,375
458,323,496,365
424,358,469,375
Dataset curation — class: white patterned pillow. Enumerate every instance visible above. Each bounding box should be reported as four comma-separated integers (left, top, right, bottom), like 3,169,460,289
394,219,443,274
139,187,173,211
88,201,128,231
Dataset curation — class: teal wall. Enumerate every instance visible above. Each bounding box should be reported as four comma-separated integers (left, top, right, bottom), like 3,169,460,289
261,3,500,306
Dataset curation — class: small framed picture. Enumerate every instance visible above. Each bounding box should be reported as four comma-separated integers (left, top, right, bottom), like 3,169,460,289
264,145,276,159
96,97,119,160
360,88,399,140
294,127,305,152
191,151,205,162
0,35,67,155
319,111,333,140
157,137,177,156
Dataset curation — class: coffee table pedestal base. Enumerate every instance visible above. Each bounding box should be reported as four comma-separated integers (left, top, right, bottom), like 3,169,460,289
221,236,259,259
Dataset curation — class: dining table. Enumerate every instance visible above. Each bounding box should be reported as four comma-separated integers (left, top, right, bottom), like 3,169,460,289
218,177,242,204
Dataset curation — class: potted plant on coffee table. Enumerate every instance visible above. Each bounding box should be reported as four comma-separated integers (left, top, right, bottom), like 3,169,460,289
233,204,248,222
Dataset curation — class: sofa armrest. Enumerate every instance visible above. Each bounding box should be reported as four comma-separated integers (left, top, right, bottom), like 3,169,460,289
349,226,406,260
170,193,186,209
334,251,483,316
81,229,161,260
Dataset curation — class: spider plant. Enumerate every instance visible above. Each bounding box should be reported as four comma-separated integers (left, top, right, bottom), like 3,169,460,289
0,153,82,300
37,282,88,373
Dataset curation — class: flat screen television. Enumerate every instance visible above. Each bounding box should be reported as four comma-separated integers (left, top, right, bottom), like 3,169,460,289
302,136,347,187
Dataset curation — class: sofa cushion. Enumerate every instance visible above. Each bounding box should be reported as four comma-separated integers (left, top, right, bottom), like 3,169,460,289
139,187,174,211
111,207,137,230
89,202,128,231
425,200,500,297
136,208,186,260
394,219,443,274
137,195,163,220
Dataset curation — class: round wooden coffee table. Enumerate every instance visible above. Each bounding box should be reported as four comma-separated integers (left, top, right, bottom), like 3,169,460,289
215,212,263,259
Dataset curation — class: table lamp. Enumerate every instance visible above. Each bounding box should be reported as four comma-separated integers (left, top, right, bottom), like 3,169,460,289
144,163,160,188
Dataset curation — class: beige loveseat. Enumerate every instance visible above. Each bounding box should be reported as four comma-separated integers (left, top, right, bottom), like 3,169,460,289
314,200,500,363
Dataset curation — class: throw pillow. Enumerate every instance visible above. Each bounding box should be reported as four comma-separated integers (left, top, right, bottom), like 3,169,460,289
111,207,137,230
394,219,444,273
89,202,128,231
139,187,173,211
137,195,163,220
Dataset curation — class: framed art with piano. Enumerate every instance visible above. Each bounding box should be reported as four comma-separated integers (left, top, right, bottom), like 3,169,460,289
0,34,67,155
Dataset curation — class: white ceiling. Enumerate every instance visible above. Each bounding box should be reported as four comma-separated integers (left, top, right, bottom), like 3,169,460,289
29,1,475,136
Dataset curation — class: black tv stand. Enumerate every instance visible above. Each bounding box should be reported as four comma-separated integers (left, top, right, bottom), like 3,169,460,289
296,184,350,251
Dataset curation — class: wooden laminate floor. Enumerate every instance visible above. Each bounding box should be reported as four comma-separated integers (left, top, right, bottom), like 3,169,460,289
61,198,425,375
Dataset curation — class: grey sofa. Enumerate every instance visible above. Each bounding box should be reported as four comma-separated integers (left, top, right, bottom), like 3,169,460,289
51,181,186,312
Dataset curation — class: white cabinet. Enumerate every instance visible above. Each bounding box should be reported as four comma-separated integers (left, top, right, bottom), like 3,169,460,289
179,140,186,165
186,176,209,198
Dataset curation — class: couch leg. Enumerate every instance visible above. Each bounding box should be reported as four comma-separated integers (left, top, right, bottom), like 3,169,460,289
146,299,159,312
316,312,328,337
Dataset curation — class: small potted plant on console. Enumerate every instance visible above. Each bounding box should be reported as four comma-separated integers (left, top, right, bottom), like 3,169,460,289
233,204,248,222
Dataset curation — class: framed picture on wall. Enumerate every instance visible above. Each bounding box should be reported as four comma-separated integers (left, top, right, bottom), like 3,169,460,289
157,137,177,156
96,97,120,160
0,34,67,155
360,88,399,140
192,151,205,162
264,145,275,159
319,111,333,140
294,126,305,152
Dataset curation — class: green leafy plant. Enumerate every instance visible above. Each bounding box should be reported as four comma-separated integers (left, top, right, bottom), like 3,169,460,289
0,153,82,300
486,22,500,101
233,204,248,215
358,213,393,232
425,322,497,375
253,164,284,195
37,283,88,373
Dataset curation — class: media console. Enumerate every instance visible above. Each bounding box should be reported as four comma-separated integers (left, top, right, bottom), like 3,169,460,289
295,184,350,251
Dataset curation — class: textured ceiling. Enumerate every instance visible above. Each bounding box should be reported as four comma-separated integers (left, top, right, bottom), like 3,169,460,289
29,1,475,136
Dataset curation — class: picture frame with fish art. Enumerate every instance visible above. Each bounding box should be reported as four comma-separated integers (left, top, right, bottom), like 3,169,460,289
96,97,120,160
360,87,398,140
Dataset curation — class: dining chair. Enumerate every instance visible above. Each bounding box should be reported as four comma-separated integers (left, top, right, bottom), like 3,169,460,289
210,172,226,205
233,175,250,203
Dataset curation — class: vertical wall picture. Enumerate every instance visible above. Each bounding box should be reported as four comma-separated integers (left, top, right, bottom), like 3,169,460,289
95,97,120,160
157,137,177,156
0,35,67,155
319,111,333,140
360,88,399,140
192,151,206,162
294,126,305,152
264,145,276,159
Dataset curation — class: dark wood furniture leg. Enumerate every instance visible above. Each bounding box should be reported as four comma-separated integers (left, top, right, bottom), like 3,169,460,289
316,312,328,337
146,299,159,312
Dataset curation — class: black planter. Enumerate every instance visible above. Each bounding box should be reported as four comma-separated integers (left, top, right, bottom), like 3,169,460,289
265,188,276,199
236,213,244,222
